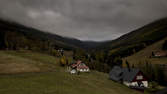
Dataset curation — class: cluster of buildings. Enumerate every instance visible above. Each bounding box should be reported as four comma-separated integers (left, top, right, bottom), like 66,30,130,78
64,49,167,91
67,60,149,89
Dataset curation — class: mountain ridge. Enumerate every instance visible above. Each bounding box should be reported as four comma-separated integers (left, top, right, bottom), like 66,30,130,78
94,17,167,57
1,17,167,52
0,18,103,50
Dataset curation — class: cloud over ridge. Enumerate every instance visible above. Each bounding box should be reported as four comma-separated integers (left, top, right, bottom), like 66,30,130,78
0,0,167,41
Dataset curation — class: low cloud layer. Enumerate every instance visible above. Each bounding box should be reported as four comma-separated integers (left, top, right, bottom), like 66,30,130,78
0,0,167,41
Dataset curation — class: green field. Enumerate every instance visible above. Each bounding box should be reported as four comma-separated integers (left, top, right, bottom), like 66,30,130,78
0,51,142,94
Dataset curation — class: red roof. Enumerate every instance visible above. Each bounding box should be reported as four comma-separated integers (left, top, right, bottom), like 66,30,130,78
71,60,82,68
71,60,89,69
77,66,89,69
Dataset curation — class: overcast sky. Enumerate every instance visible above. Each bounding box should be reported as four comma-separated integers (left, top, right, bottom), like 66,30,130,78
0,0,167,41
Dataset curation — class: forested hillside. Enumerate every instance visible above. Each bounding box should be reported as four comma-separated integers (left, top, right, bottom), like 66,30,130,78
0,18,102,51
0,19,78,50
96,18,167,58
122,36,167,86
124,37,167,65
85,18,167,75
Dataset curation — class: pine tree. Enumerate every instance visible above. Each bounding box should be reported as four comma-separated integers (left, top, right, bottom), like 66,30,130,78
125,60,130,71
132,64,135,68
114,57,122,67
152,52,155,57
162,40,167,50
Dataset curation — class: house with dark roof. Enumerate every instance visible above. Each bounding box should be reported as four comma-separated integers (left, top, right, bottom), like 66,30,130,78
109,66,148,88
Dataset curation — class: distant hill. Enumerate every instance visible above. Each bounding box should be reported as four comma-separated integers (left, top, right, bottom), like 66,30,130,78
97,18,167,57
0,18,102,50
1,17,167,56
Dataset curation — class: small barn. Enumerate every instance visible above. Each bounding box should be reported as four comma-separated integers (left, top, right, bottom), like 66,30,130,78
68,60,90,74
109,66,148,88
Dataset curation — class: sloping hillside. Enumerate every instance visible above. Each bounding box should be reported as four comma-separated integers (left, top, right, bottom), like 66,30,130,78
105,18,167,49
0,18,102,50
0,19,80,50
0,51,61,74
123,37,167,84
124,37,167,65
0,51,141,94
98,18,167,57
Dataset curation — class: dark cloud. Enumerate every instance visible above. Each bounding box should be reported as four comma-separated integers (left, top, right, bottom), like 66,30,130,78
0,0,167,41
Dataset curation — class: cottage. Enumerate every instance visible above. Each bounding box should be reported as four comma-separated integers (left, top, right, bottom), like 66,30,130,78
152,51,167,58
109,66,148,88
68,60,90,74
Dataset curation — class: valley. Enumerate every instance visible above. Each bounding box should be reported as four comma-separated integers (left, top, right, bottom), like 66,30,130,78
0,17,167,94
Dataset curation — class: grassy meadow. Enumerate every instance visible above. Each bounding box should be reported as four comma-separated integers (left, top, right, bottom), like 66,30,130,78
0,51,143,94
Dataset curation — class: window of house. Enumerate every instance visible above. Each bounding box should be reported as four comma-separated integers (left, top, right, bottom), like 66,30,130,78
137,75,143,80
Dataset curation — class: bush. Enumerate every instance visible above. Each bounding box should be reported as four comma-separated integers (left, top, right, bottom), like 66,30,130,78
149,81,158,89
50,49,60,57
60,56,67,66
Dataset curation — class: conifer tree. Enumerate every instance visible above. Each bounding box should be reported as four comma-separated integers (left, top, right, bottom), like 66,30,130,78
162,40,167,50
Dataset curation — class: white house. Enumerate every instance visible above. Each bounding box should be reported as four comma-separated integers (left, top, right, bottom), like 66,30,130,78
68,60,90,74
